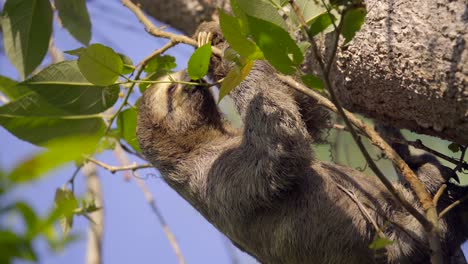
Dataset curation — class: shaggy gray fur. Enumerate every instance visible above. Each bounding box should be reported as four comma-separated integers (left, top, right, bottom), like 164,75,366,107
136,23,468,264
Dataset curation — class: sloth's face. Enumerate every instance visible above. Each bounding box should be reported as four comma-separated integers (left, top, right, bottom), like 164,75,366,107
139,70,221,133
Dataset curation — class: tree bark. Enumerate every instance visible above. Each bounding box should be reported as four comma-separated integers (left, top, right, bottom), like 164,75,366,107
135,0,467,144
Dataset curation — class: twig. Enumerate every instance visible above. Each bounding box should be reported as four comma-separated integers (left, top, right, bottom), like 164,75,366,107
433,184,447,207
137,40,177,68
68,164,83,193
121,0,221,56
454,146,467,172
119,141,145,160
287,1,430,227
86,157,152,174
113,144,185,264
83,163,104,264
401,139,467,169
438,193,468,219
336,183,387,239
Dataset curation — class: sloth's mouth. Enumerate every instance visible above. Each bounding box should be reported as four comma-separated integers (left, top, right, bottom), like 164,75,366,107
186,80,207,95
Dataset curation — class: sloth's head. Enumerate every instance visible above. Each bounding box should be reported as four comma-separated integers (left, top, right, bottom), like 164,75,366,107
137,70,224,172
138,70,222,133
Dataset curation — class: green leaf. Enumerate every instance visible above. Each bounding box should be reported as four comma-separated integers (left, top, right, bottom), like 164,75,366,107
0,93,106,145
297,41,311,55
22,60,119,114
369,237,393,250
118,53,135,75
144,55,176,73
218,60,254,103
8,135,100,183
341,7,367,45
290,0,326,25
0,75,30,100
448,143,460,153
55,0,92,45
64,47,86,57
117,108,141,152
54,187,78,236
218,9,263,60
0,231,37,262
15,202,39,237
233,0,287,30
308,12,335,37
187,44,212,80
1,0,53,78
247,16,303,74
78,44,123,86
301,74,324,91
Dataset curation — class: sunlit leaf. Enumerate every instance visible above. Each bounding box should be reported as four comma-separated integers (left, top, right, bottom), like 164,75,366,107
0,75,29,100
0,92,105,145
22,61,119,114
341,7,367,45
54,187,78,236
117,108,141,152
144,55,176,74
15,202,39,237
118,53,135,75
218,60,254,103
187,44,212,80
289,0,326,25
247,16,303,74
233,0,287,30
369,237,393,250
301,74,324,91
219,9,263,60
308,12,335,37
1,0,53,78
55,0,92,45
0,231,37,262
64,47,86,57
78,44,123,86
8,135,100,183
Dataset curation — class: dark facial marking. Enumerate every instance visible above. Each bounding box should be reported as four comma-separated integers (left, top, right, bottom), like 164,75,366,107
167,83,177,113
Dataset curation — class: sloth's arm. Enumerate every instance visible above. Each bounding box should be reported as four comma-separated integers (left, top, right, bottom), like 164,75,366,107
206,62,314,214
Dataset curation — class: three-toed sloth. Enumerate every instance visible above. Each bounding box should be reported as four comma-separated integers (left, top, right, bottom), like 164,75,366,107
136,22,468,263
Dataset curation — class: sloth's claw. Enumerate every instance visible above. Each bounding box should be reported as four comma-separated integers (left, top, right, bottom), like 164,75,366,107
197,31,212,47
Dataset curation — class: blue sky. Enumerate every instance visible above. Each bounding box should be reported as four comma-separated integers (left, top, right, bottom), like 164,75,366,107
0,0,253,263
1,0,467,263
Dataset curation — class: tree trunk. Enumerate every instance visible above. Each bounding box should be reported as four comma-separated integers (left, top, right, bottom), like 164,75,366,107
135,0,468,145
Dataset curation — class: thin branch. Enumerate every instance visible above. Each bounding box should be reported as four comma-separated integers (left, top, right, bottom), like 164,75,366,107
121,0,221,56
112,144,185,264
67,164,83,193
137,40,178,68
438,193,468,219
454,146,467,172
336,183,387,239
289,2,442,262
83,163,104,264
288,1,431,227
401,139,467,169
433,184,447,207
86,157,152,174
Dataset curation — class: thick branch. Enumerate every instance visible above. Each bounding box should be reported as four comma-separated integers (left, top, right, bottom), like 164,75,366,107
136,0,468,145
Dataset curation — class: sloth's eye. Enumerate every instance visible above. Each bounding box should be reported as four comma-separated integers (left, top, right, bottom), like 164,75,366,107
167,84,177,113
167,84,177,95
